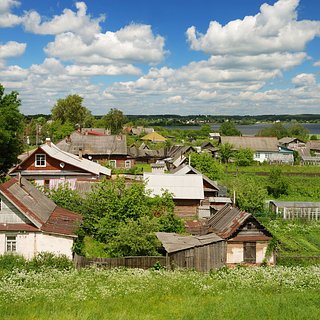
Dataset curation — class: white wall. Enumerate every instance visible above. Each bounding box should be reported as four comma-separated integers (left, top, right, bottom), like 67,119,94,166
0,232,74,259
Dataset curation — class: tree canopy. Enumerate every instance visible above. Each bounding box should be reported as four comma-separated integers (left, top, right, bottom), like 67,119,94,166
51,95,93,127
257,122,309,140
46,178,184,257
219,121,241,136
101,108,127,134
0,84,24,179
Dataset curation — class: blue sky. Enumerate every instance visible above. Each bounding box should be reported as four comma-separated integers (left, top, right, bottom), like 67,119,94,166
1,0,320,115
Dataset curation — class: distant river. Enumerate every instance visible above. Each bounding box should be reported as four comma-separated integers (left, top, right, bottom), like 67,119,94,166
164,123,320,135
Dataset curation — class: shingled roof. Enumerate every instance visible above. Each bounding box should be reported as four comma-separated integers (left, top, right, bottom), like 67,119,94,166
0,177,82,236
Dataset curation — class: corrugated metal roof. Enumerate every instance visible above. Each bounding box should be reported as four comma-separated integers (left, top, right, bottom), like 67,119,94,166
156,232,223,253
57,132,127,155
207,205,251,239
220,136,279,152
41,143,111,176
144,173,204,199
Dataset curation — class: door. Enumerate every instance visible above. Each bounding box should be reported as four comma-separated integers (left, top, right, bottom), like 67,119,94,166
243,242,256,263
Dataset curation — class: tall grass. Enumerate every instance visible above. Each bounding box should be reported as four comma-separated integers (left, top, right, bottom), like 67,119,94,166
0,267,319,319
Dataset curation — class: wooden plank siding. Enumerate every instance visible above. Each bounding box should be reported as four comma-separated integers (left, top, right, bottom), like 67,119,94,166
173,199,200,218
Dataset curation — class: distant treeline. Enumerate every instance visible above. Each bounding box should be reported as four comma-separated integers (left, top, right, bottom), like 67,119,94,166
24,113,320,126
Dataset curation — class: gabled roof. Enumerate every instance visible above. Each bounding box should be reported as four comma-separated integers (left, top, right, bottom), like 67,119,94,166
141,131,167,142
0,177,81,236
144,173,204,199
171,164,219,191
206,205,251,239
220,136,279,152
278,137,305,145
56,131,127,155
12,142,111,176
156,232,223,253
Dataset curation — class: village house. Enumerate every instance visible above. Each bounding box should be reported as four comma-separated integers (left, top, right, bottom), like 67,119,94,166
207,205,274,265
278,137,306,150
56,129,132,169
144,172,204,218
9,139,110,190
220,136,294,164
141,131,167,143
0,177,82,259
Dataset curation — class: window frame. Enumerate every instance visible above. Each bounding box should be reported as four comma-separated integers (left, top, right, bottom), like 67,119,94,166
6,235,17,252
109,160,116,168
35,154,46,167
125,160,131,169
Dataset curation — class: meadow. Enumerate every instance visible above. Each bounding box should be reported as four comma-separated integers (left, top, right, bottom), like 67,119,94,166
0,266,319,319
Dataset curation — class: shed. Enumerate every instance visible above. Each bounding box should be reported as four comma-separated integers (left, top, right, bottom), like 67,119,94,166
156,232,226,272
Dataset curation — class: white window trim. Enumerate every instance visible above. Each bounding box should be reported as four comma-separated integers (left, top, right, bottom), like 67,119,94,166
35,154,46,167
125,160,131,169
6,234,17,252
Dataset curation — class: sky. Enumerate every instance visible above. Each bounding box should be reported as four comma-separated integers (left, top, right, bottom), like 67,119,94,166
1,0,320,116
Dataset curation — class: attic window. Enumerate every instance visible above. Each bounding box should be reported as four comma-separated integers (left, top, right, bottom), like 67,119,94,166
247,222,253,230
35,154,46,167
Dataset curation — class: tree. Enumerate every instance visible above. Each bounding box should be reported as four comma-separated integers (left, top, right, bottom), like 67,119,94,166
232,177,267,213
0,84,24,179
257,122,287,139
51,95,93,127
219,143,234,163
234,148,254,166
267,167,289,198
102,108,127,134
190,152,224,180
287,123,309,141
219,121,241,136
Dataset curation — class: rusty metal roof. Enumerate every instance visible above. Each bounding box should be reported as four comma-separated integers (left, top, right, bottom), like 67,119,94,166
0,177,82,236
207,205,251,239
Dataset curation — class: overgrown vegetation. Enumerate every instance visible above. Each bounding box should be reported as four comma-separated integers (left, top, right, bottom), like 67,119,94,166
0,266,319,319
46,178,185,257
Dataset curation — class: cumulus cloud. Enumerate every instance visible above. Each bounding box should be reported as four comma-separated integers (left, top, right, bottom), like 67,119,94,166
23,2,104,42
313,61,320,67
292,73,317,87
0,41,26,59
45,24,166,65
0,0,22,27
186,0,320,55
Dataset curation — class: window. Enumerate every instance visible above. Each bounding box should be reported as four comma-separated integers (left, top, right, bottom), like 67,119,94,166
125,160,131,169
6,235,17,252
255,152,261,158
109,160,116,168
35,154,46,167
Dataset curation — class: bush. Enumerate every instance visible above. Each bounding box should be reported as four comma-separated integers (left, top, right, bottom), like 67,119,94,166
28,252,73,271
0,253,26,271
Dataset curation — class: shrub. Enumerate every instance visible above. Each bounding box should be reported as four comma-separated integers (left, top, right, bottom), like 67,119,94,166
28,252,73,271
0,253,26,271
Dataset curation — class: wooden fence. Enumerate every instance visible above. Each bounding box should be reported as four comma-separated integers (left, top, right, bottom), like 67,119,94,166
74,254,169,269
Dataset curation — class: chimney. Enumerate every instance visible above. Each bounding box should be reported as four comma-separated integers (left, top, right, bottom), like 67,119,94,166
79,148,83,159
45,138,51,147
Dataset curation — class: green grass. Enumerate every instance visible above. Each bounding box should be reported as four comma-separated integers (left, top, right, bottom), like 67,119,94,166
0,267,320,319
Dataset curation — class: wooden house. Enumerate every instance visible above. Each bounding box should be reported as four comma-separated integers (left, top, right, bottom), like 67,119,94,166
144,173,204,218
10,139,110,189
56,130,133,169
207,205,274,265
0,177,82,259
156,232,226,272
220,136,294,164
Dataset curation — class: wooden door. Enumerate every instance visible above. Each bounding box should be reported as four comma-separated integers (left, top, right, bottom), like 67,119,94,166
243,242,256,263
